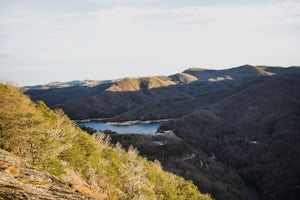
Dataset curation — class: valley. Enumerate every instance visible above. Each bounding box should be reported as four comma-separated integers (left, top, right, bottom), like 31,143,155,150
2,0,299,199
24,65,300,200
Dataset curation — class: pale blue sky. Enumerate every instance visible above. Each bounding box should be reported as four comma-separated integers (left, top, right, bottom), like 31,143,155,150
0,0,299,86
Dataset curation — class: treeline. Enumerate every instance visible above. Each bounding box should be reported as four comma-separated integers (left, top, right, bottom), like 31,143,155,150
0,83,211,200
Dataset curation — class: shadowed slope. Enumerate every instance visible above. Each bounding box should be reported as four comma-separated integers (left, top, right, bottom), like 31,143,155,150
160,75,300,200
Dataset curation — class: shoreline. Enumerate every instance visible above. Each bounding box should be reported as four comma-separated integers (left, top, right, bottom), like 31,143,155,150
74,118,176,125
73,118,112,123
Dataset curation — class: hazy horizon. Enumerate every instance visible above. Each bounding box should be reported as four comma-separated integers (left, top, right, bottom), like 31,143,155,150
12,64,299,87
1,0,299,86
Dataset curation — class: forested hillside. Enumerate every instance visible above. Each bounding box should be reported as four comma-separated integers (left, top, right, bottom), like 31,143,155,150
160,75,300,200
0,83,211,200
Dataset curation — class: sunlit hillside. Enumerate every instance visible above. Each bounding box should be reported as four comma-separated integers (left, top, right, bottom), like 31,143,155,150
0,83,211,200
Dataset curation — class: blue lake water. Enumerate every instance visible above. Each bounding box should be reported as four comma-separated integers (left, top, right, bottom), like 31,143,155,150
79,121,161,135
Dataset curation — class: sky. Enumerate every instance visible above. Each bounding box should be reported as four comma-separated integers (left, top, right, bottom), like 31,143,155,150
0,0,299,86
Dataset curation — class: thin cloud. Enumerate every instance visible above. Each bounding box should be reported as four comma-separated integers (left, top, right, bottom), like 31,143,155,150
0,53,11,58
60,12,83,19
60,1,300,28
0,18,24,25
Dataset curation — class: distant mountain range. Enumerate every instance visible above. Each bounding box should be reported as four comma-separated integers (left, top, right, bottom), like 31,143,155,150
25,65,300,120
25,65,300,200
25,65,298,91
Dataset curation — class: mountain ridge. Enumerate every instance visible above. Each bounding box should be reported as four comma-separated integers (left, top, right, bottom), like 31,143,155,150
25,65,300,120
25,65,299,91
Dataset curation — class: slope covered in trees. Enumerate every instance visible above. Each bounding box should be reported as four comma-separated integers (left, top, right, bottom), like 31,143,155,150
160,75,300,200
0,83,211,200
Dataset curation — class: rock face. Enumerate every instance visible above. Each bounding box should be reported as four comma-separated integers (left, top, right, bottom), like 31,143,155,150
0,149,93,200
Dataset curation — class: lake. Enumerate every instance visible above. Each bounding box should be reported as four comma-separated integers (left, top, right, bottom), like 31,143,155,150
79,121,161,135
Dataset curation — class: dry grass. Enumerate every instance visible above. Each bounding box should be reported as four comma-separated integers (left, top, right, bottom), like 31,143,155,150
4,165,19,174
18,178,51,185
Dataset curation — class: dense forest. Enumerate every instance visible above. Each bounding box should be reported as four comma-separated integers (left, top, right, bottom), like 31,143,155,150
24,65,300,200
0,83,211,200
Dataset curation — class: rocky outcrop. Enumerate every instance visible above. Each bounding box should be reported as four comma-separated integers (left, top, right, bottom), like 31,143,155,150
0,149,94,200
